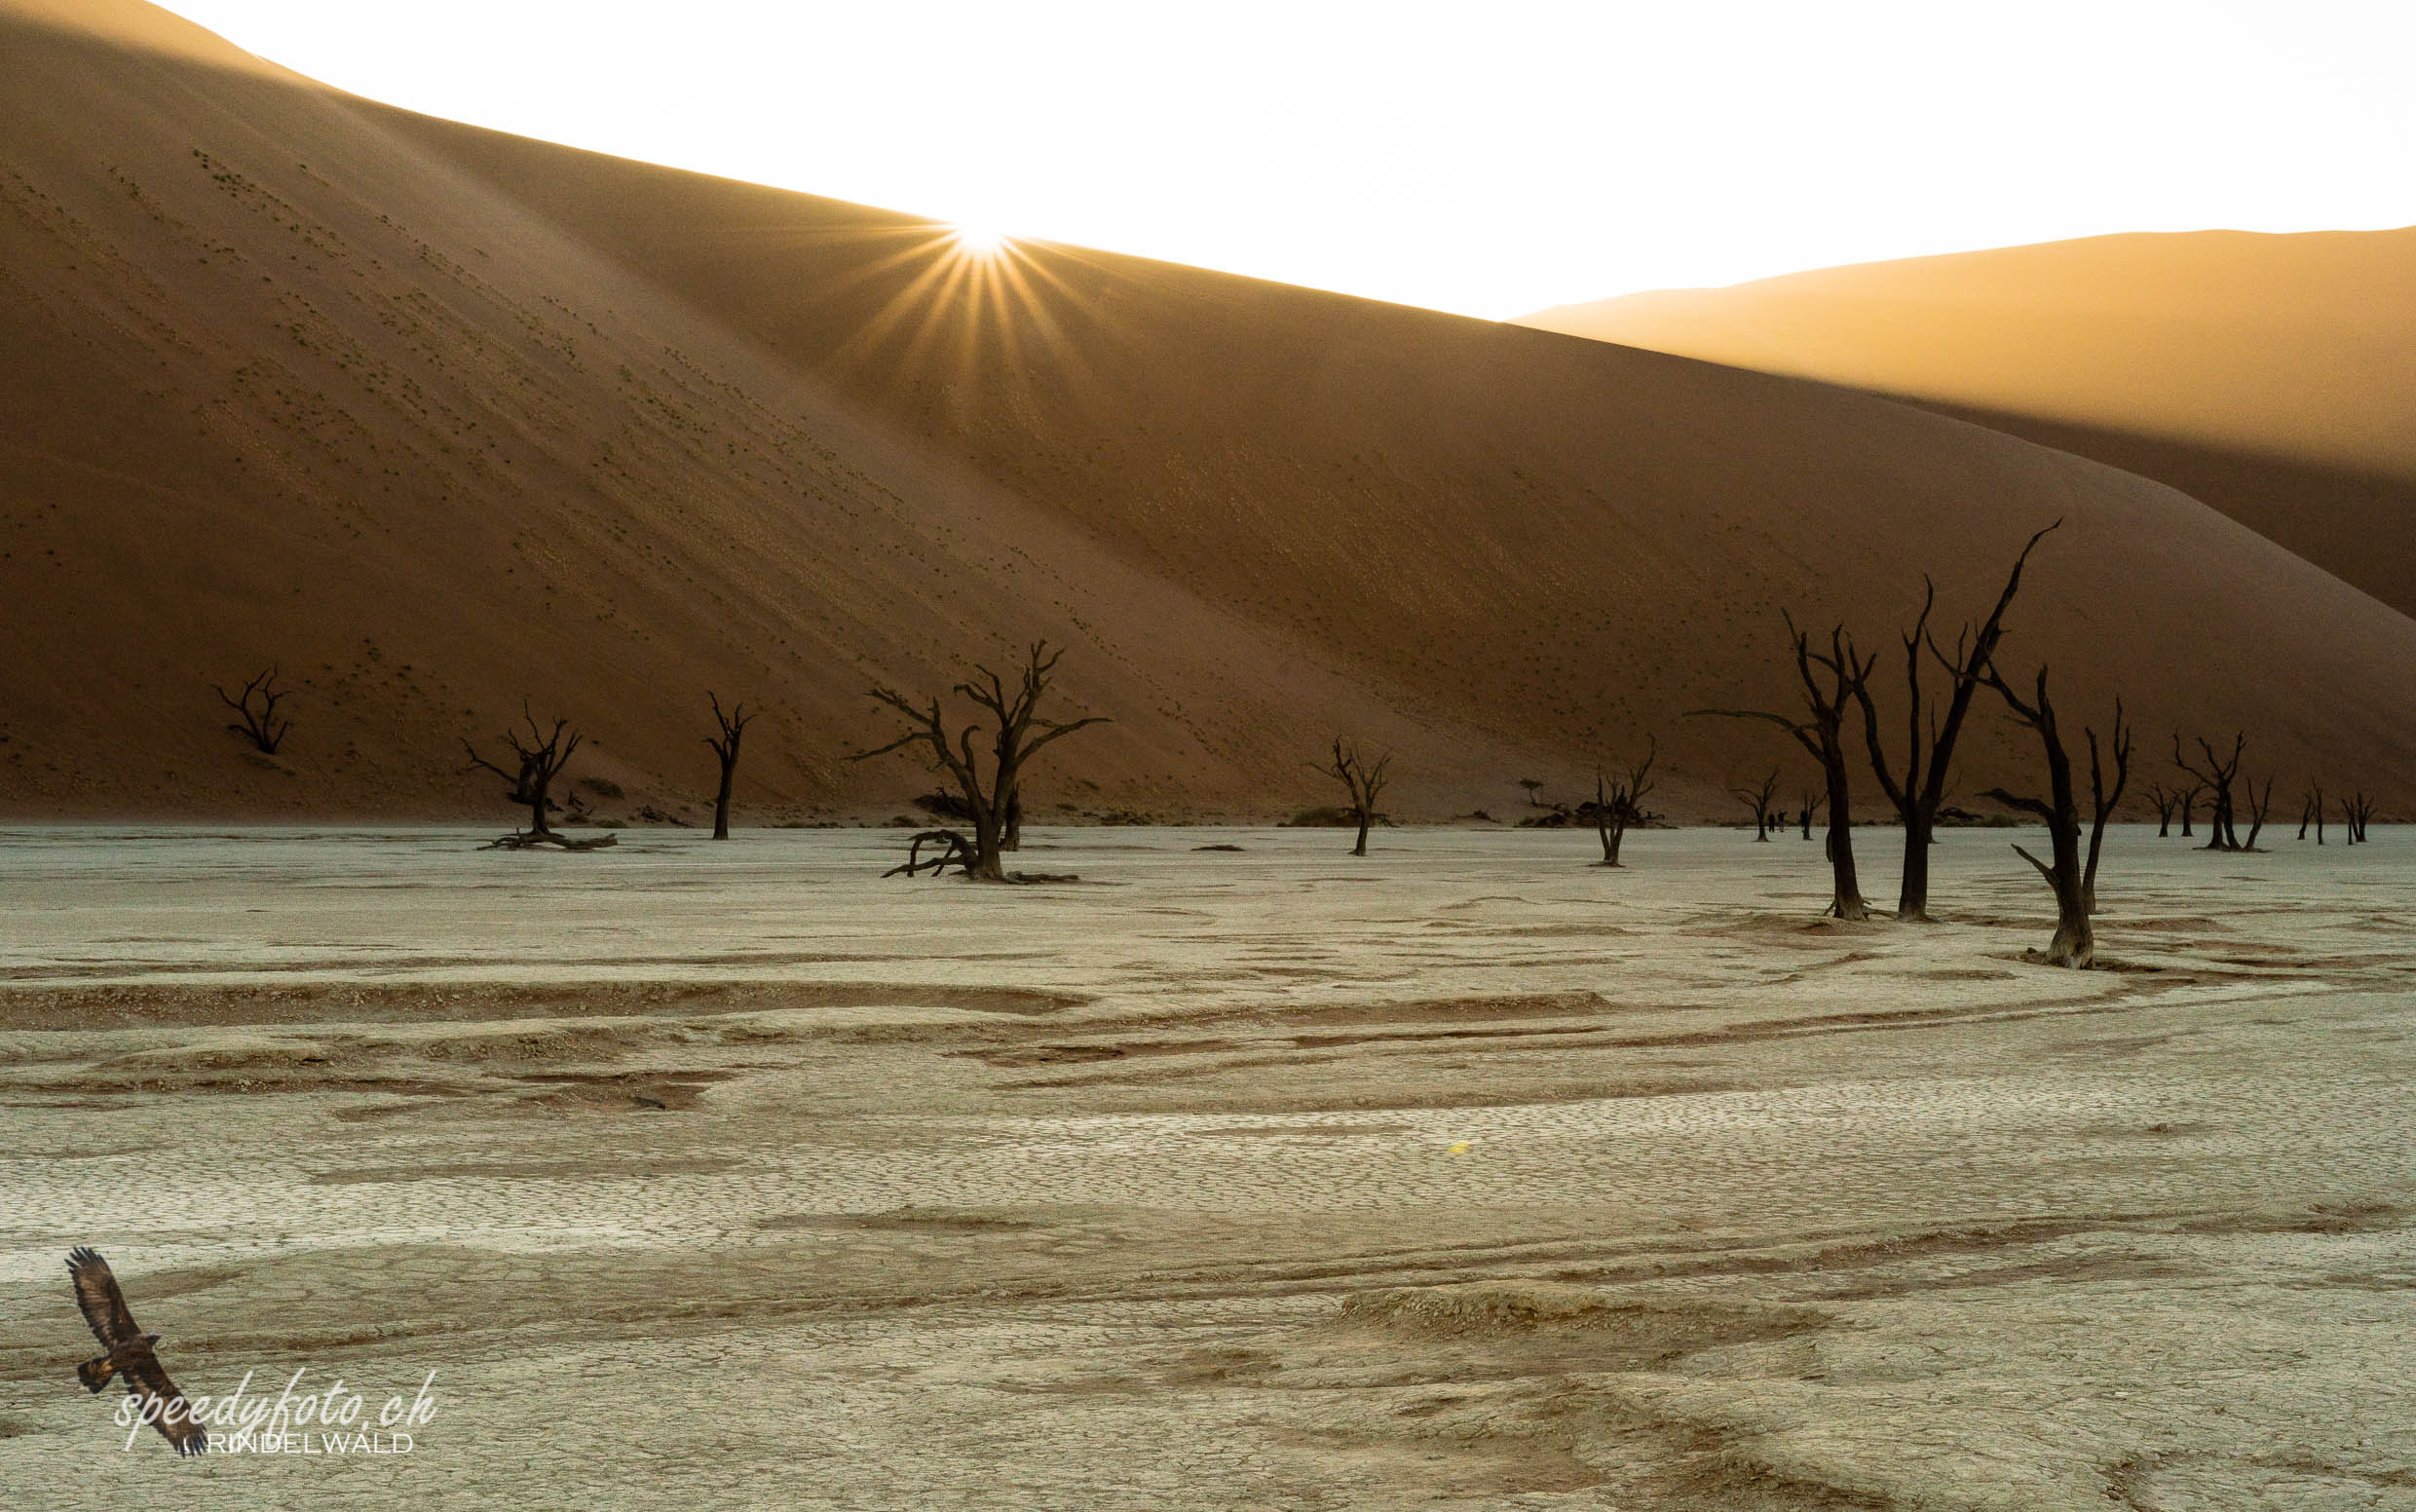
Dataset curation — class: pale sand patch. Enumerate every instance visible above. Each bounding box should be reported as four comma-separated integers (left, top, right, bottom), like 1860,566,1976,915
0,825,2408,1507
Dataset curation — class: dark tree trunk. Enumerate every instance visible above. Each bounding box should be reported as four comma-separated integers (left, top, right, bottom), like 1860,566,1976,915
2241,776,2273,851
1733,770,1779,842
967,792,1008,879
703,693,753,842
1979,665,2098,968
1853,525,2057,923
1593,741,1655,869
856,644,1108,884
1319,738,1390,858
216,667,293,754
2041,830,2093,966
2174,735,2246,852
1899,813,1932,916
1823,754,1867,920
525,770,554,836
2080,821,2106,914
1696,624,1871,920
464,705,582,843
2080,705,2131,915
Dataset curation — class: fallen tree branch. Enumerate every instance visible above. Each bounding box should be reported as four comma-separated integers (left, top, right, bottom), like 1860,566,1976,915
481,830,619,852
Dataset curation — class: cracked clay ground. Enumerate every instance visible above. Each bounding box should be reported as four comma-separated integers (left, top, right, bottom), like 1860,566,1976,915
0,824,2410,1508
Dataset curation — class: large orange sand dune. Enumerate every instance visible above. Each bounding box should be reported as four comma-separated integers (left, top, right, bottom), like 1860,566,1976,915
1523,229,2416,619
2,0,2411,821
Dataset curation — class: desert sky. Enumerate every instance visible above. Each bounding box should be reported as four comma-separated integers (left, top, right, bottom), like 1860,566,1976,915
155,0,2416,317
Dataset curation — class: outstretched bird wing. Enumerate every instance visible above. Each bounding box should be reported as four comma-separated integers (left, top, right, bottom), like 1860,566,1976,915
65,1247,140,1351
124,1354,208,1455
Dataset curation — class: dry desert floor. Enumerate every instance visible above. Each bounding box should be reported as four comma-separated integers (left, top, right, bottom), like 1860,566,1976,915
0,823,2410,1509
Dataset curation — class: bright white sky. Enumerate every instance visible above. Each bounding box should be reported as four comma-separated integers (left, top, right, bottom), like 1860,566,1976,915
165,0,2416,319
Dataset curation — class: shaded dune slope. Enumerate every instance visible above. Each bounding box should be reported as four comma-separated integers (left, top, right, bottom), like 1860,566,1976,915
3,0,2412,821
1521,230,2416,619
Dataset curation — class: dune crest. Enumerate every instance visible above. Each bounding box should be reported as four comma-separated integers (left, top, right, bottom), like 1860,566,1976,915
2,4,2412,819
1521,229,2416,617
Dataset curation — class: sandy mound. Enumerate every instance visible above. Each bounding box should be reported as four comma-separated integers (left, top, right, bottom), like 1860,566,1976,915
1521,228,2416,617
4,3,2414,819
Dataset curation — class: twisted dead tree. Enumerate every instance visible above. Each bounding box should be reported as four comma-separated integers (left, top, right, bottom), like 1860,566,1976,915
1319,739,1391,857
703,693,755,841
464,705,589,846
2145,784,2177,838
885,829,976,878
2344,792,2374,843
1697,620,1875,920
1978,662,2106,967
1856,522,2057,921
1732,769,1781,841
215,667,291,754
1593,737,1655,867
2172,734,2246,851
854,641,1109,883
1800,791,1824,841
2080,700,2132,914
2241,775,2275,850
2177,783,2199,838
2299,784,2324,844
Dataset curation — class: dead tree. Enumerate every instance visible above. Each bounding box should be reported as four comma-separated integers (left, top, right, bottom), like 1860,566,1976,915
1855,523,2057,921
2081,699,2132,914
2299,784,2324,844
1319,738,1391,856
1800,791,1824,840
2345,792,2374,843
2145,784,2177,838
463,705,582,839
1732,769,1781,841
885,830,975,878
2177,784,2199,838
1979,662,2100,967
2172,734,2246,850
703,692,755,841
215,667,292,754
1593,737,1656,867
2241,775,2275,850
1697,620,1875,920
855,641,1109,883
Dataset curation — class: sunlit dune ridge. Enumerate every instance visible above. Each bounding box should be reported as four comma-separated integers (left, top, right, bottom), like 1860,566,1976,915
2,0,2413,821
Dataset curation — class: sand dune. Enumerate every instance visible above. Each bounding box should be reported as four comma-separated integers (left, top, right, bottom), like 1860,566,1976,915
1521,229,2416,617
3,0,2413,823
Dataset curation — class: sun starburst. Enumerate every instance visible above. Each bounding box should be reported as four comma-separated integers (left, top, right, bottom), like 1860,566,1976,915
950,221,1010,257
